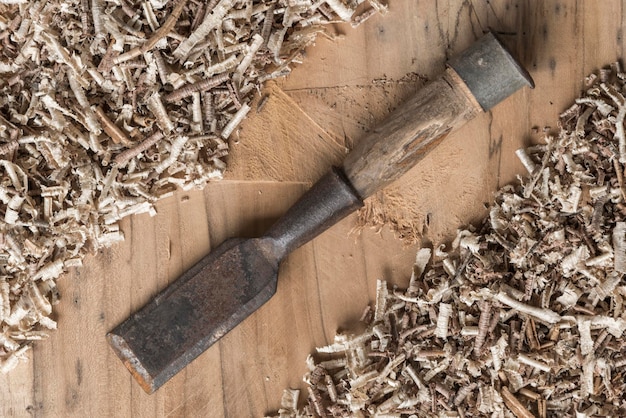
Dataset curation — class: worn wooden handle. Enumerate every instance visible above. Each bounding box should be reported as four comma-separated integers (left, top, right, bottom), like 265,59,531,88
342,67,482,199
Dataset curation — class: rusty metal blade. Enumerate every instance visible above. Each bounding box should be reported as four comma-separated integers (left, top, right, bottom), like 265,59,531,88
107,237,280,393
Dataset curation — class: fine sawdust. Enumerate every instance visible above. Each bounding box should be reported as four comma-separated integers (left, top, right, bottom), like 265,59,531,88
355,190,427,244
226,82,348,184
355,127,495,247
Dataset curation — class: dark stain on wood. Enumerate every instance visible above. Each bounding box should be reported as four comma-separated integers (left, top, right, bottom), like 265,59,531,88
64,388,79,410
488,135,503,160
75,359,83,386
72,291,81,309
487,109,502,189
25,402,44,416
377,24,387,41
549,57,557,74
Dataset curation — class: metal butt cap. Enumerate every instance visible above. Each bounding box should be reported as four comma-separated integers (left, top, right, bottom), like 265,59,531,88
448,31,535,111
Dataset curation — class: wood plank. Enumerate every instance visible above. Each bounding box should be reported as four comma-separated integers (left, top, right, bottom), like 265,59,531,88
0,359,33,417
4,1,626,417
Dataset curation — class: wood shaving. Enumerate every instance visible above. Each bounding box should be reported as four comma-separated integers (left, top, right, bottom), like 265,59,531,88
267,64,626,417
0,0,386,372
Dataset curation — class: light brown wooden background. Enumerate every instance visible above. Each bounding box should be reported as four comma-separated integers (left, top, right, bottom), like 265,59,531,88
1,1,624,416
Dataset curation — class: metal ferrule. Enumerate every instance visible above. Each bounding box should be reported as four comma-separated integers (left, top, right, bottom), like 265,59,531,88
448,31,534,111
265,167,364,260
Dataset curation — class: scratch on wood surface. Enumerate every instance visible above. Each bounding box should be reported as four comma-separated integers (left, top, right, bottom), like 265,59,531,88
436,0,478,58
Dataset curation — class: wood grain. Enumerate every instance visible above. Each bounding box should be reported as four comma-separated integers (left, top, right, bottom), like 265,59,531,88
2,1,626,417
342,68,480,199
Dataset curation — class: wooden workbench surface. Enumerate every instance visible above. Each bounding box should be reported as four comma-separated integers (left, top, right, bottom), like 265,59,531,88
2,1,625,416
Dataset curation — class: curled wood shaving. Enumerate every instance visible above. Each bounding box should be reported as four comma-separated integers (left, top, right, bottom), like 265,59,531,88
0,0,386,372
268,64,626,417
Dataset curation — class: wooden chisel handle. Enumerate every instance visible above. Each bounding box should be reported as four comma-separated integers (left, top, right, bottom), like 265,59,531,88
342,68,481,199
343,32,533,199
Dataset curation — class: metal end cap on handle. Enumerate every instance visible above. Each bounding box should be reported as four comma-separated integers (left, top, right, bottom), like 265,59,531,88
447,31,534,111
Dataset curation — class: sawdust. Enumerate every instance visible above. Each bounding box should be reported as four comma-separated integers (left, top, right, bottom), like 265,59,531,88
356,117,499,246
355,189,426,244
225,82,348,184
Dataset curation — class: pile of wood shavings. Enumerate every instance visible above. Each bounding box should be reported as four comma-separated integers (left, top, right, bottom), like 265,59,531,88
268,64,626,418
0,0,386,372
